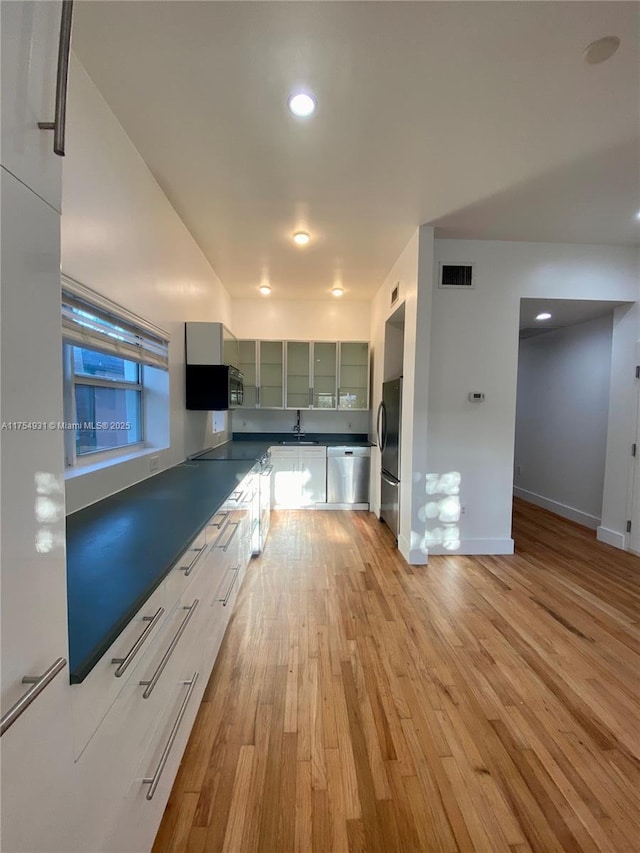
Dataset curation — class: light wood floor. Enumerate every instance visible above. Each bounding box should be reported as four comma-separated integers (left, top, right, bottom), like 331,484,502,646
153,500,640,852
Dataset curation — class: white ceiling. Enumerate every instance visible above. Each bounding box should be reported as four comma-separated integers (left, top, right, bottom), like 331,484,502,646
519,297,628,338
72,1,640,301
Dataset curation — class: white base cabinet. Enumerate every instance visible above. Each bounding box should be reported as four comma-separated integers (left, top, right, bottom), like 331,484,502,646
2,466,255,853
90,470,255,853
270,446,327,508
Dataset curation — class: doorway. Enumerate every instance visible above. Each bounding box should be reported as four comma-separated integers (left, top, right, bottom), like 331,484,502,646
513,298,619,538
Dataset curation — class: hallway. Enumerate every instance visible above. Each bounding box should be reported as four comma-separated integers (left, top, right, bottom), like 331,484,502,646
153,501,640,852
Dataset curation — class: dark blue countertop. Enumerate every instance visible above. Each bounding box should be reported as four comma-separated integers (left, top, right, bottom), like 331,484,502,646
66,460,255,684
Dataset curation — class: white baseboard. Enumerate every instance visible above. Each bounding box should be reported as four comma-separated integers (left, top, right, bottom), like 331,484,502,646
398,535,427,565
427,538,515,556
513,487,600,530
596,526,627,550
322,503,369,511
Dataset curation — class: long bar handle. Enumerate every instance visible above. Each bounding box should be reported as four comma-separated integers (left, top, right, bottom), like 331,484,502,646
208,511,229,529
38,0,74,156
219,567,240,606
260,465,273,477
139,600,199,699
142,672,199,800
309,387,313,407
218,521,240,552
180,545,206,577
376,402,384,451
111,607,165,677
0,657,66,736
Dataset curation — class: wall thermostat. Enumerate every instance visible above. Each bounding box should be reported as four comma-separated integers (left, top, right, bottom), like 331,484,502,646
468,392,485,402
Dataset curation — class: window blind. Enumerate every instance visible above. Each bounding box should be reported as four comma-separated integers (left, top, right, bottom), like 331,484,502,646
61,281,169,370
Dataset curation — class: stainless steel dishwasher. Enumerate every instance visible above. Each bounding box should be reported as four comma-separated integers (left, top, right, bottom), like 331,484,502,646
326,446,371,508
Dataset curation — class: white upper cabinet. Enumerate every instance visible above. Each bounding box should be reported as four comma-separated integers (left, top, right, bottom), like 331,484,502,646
258,340,284,408
238,340,258,407
313,342,337,409
185,322,239,367
240,339,369,410
338,342,370,410
1,0,63,210
286,341,311,409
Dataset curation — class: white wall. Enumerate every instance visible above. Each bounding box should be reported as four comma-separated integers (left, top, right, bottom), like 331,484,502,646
425,238,638,555
369,227,430,563
514,314,613,528
231,298,370,340
62,57,232,513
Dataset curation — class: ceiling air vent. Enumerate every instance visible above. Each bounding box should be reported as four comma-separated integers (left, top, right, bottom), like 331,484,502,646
439,263,475,290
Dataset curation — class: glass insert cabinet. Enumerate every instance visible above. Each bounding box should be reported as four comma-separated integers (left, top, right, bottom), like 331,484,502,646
237,340,369,411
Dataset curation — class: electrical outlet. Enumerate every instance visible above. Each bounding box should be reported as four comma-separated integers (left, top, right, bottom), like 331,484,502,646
149,455,160,473
460,505,467,515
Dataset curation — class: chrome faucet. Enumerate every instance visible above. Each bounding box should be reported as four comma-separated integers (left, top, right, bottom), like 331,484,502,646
293,409,302,436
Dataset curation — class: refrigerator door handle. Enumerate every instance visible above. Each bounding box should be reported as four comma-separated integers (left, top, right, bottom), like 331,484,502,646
376,402,384,450
377,402,387,451
381,403,387,452
381,472,399,486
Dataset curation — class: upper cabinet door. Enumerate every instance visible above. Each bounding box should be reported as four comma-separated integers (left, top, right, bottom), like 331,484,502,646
238,340,257,407
259,341,284,408
313,342,337,409
286,341,311,409
222,326,239,369
338,342,370,410
1,0,63,211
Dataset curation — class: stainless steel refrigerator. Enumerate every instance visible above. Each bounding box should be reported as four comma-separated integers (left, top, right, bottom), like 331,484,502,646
377,377,402,539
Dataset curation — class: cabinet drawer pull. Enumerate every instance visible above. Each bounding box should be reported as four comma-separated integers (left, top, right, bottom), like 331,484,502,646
38,0,73,156
180,545,206,577
142,672,199,800
229,490,242,503
139,600,199,699
111,607,165,677
219,567,240,606
0,657,66,737
208,511,229,529
217,521,240,552
260,465,273,477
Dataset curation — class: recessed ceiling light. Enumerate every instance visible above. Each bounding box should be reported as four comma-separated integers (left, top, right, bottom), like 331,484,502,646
536,312,552,321
288,92,316,117
331,287,344,297
584,36,620,65
259,284,271,296
293,231,310,246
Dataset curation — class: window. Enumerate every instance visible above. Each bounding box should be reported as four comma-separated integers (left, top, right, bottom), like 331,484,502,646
71,347,142,456
62,279,169,468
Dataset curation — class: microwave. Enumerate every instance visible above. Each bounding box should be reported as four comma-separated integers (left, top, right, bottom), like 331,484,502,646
185,364,244,410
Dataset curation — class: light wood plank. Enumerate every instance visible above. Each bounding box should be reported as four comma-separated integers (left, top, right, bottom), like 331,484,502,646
152,501,640,853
